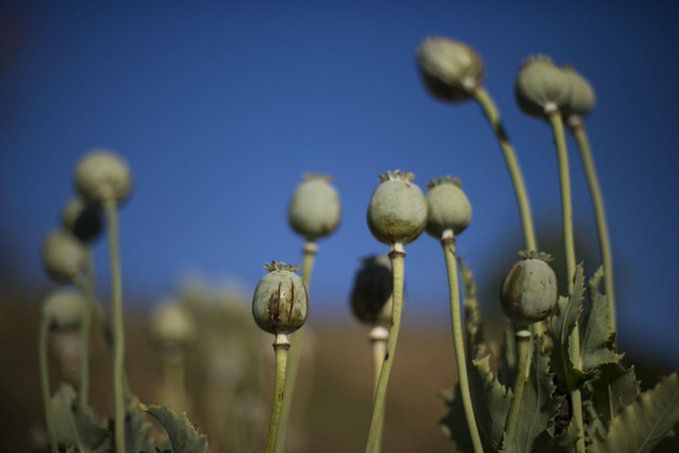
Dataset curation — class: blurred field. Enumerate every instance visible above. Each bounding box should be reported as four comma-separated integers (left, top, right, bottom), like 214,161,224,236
1,300,677,452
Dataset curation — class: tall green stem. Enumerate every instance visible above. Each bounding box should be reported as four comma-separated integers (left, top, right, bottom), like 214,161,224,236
78,249,95,406
104,197,126,453
266,335,290,453
365,244,405,453
39,317,58,453
369,325,389,453
275,241,317,453
472,86,537,252
570,119,616,333
442,233,483,453
548,110,585,453
162,350,187,411
504,330,531,439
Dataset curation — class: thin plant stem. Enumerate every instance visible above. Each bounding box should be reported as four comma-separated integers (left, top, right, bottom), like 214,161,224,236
369,325,389,453
365,243,405,453
569,119,616,333
472,86,538,252
162,349,187,411
442,232,483,453
266,335,290,453
504,330,531,439
78,249,95,406
547,110,585,453
39,317,58,453
104,197,126,453
275,241,317,453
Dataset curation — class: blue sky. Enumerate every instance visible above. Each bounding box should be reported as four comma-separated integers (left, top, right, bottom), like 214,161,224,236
1,1,678,361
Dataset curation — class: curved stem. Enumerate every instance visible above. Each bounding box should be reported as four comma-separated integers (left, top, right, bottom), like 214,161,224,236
472,86,537,252
275,241,317,453
547,111,585,453
369,325,389,453
39,318,58,453
570,119,616,333
442,234,483,453
266,335,290,453
504,330,531,440
365,244,405,453
104,197,126,453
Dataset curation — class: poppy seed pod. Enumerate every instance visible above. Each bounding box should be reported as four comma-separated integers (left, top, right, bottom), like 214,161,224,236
500,251,558,325
367,170,428,246
42,288,86,331
61,197,102,243
561,66,596,119
288,174,341,241
515,56,571,117
425,176,472,239
75,150,133,203
42,231,87,282
350,255,393,326
417,36,484,102
252,262,308,335
150,301,196,348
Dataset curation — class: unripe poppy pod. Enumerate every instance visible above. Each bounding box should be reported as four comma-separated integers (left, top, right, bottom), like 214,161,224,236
150,301,197,348
367,170,427,246
42,288,86,331
501,251,558,325
252,262,308,335
75,150,133,203
417,36,484,102
515,56,571,117
288,174,341,241
561,66,596,119
61,197,102,243
42,230,87,282
350,255,393,326
425,176,472,239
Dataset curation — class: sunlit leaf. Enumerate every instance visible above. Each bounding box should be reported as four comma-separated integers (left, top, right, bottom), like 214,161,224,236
591,373,679,453
145,405,208,453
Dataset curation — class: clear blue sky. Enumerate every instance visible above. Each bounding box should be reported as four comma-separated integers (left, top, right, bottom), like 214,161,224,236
1,1,678,361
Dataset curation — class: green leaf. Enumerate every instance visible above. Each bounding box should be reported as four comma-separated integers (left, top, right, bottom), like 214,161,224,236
591,372,679,453
50,384,112,453
502,337,562,452
439,386,474,453
590,363,640,431
458,257,484,354
581,268,622,370
548,266,585,391
469,350,513,451
125,398,154,453
145,405,208,453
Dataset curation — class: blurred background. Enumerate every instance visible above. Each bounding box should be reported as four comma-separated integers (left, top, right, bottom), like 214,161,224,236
1,1,678,452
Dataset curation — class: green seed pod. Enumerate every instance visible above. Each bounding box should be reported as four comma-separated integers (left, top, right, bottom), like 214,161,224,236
252,262,308,335
561,66,596,119
350,255,393,326
150,301,196,347
417,36,484,102
515,56,571,117
42,288,86,331
42,230,87,282
288,174,341,241
500,251,558,325
367,170,427,246
61,197,102,243
425,176,472,238
75,150,133,202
